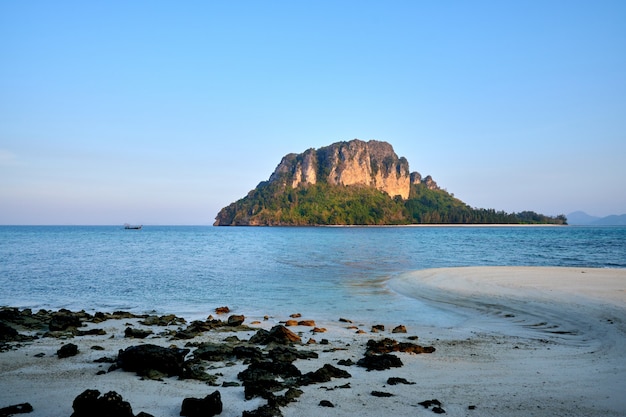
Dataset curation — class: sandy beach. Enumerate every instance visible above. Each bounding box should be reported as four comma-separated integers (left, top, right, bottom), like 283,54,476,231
2,266,625,417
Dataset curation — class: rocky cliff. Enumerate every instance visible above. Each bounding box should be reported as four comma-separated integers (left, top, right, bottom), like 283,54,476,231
267,139,437,199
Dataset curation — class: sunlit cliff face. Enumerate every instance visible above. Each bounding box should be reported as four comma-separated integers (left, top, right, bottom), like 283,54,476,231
269,139,421,200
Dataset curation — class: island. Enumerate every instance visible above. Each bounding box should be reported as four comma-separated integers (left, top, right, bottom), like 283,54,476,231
214,139,566,226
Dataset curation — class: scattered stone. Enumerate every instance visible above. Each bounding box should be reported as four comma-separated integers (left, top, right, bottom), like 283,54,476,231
0,322,20,342
242,403,282,417
139,314,183,326
227,315,245,326
116,344,189,377
70,390,134,417
124,327,153,339
366,338,435,355
238,358,302,400
298,320,315,327
338,317,352,323
49,310,82,331
371,324,385,333
0,402,33,416
311,327,326,333
94,356,116,363
284,387,303,402
57,343,79,358
251,325,301,345
356,353,403,371
222,381,240,387
193,342,234,361
76,328,106,336
284,320,299,326
418,399,441,408
337,358,354,366
233,345,264,361
371,391,394,397
249,329,270,344
468,405,476,410
356,330,367,334
180,391,222,417
300,363,351,385
319,400,334,407
387,377,415,385
289,313,302,318
268,346,318,363
215,306,230,315
306,338,316,344
319,339,329,345
392,325,407,333
433,406,446,414
181,360,218,384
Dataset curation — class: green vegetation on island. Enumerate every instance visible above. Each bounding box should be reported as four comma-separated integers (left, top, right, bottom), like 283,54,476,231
214,181,567,226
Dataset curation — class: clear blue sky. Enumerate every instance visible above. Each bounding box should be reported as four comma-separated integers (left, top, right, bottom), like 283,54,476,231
1,1,625,225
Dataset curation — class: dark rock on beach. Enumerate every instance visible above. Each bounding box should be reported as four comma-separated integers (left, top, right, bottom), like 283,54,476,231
419,399,445,413
71,390,134,417
124,327,153,339
356,353,403,371
139,314,184,326
371,390,394,397
0,403,33,416
268,346,318,362
242,403,283,417
233,345,265,362
249,325,301,345
180,391,222,417
387,377,415,385
49,310,83,331
392,325,407,333
227,314,245,326
57,343,79,358
300,363,351,385
365,337,435,355
0,322,20,342
192,342,234,361
116,344,189,377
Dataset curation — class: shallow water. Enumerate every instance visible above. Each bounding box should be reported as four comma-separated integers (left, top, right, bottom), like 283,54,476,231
1,225,624,325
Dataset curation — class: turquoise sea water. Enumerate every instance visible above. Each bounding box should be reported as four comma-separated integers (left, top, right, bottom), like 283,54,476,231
1,226,624,325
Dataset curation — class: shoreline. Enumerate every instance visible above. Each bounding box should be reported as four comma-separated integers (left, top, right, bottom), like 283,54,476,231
2,266,626,416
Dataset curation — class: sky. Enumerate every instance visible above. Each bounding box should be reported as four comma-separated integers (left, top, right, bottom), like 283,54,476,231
1,1,625,225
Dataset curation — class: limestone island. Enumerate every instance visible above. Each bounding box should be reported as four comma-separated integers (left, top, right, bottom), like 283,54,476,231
214,139,566,226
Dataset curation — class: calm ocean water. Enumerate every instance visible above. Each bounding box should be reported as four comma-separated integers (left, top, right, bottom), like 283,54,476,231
1,226,624,326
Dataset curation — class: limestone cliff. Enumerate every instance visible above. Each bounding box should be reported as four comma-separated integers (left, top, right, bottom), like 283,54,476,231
267,139,435,199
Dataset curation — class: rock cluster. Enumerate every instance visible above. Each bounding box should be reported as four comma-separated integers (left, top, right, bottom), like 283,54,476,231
1,307,442,416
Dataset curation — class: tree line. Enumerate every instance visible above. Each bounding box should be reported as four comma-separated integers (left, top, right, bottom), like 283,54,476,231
214,181,567,226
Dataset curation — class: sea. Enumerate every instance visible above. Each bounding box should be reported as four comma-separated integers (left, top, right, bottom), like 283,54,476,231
1,225,624,327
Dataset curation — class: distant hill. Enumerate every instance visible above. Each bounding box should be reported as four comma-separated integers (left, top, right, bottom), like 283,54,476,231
567,211,626,226
214,139,567,226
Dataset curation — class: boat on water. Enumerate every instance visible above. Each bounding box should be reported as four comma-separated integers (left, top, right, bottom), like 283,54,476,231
124,223,142,230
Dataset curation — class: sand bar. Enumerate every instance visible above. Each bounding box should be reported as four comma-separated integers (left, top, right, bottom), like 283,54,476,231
390,266,626,307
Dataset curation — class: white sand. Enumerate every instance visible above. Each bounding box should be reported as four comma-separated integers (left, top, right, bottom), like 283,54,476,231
1,266,625,416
